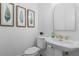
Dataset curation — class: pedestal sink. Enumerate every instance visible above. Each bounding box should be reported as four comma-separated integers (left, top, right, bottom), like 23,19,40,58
44,37,79,52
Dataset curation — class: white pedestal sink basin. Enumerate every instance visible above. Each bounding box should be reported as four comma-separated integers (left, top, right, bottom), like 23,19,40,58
45,37,79,52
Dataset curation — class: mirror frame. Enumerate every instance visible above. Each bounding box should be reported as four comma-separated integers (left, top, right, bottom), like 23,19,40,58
53,3,76,32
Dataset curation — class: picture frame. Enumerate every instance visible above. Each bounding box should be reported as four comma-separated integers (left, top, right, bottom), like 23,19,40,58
16,5,26,27
27,9,35,27
0,3,14,27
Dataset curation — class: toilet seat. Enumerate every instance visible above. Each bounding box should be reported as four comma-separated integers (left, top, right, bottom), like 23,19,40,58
24,47,40,56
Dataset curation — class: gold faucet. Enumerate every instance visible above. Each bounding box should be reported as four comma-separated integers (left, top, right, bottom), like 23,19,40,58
51,33,70,41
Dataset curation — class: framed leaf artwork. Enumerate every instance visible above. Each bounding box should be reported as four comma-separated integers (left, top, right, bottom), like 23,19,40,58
16,5,26,27
0,3,14,26
27,9,35,27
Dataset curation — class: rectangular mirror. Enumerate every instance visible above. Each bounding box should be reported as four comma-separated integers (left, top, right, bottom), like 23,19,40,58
54,3,76,31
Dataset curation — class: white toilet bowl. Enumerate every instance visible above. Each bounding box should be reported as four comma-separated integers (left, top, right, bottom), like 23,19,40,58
23,37,46,56
24,47,40,56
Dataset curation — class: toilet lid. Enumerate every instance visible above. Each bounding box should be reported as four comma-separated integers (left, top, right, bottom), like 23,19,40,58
24,47,40,54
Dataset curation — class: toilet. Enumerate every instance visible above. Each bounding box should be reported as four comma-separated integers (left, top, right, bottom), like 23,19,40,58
23,37,47,56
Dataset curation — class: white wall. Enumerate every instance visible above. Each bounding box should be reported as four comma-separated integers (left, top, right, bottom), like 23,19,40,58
38,3,79,40
0,3,38,56
38,3,55,36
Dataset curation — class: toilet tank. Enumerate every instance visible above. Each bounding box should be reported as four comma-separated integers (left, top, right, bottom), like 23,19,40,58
36,37,47,49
